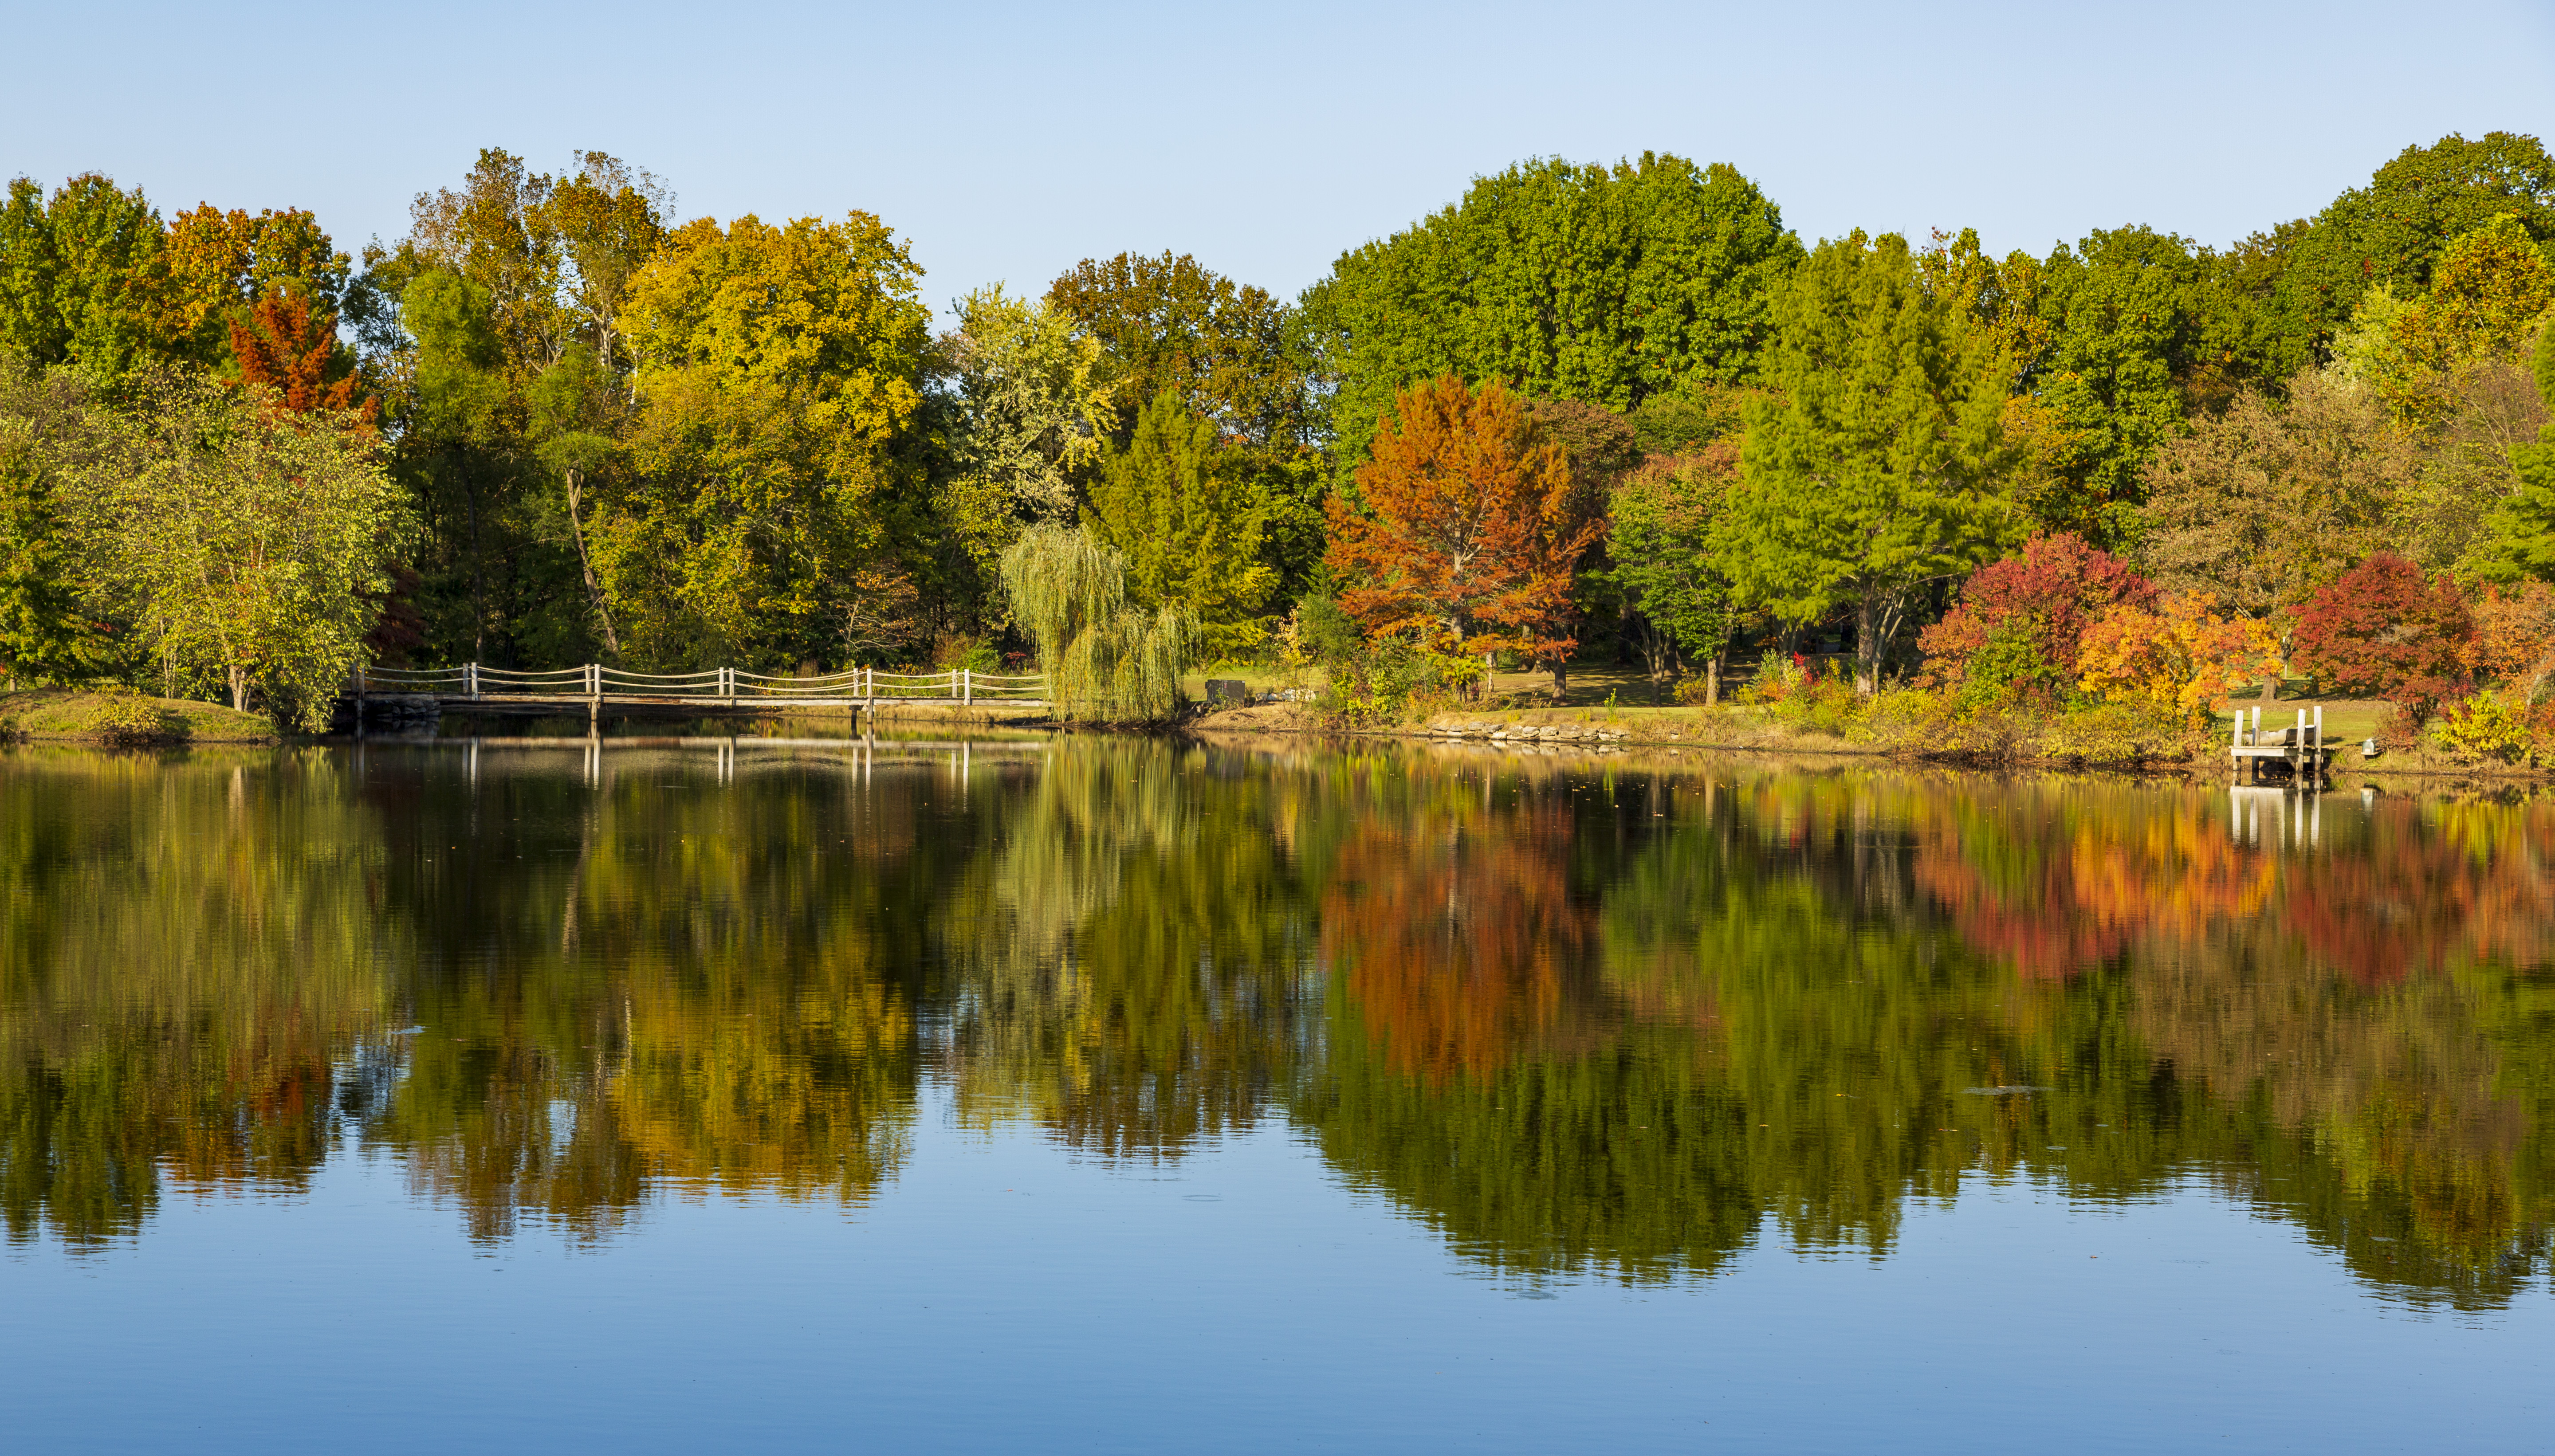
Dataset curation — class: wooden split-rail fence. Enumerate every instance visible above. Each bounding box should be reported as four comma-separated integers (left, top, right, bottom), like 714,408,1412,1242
348,663,1050,733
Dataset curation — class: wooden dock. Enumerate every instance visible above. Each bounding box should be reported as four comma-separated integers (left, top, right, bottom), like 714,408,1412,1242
347,664,1050,734
2231,704,2334,785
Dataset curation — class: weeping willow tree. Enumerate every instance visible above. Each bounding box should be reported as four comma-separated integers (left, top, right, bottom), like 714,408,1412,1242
999,525,1195,722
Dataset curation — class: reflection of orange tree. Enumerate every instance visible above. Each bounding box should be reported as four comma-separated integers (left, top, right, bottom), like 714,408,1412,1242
1904,775,2555,1301
2279,796,2555,985
1911,784,2275,980
1320,786,1605,1082
1909,779,2555,988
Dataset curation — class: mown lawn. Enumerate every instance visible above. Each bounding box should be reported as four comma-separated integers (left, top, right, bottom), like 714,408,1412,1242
0,689,275,742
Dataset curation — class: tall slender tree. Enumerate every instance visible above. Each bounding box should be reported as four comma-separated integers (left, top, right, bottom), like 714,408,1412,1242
1722,232,2024,693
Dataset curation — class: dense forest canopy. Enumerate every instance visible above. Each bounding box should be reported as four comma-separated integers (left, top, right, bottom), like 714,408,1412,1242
3,132,2553,723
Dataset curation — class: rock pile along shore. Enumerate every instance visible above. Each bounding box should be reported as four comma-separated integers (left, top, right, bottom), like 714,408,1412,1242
1427,719,1634,746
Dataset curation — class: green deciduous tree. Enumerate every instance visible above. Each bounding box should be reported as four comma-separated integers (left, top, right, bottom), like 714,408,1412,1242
2030,227,2269,543
598,209,934,668
2280,132,2555,357
1047,251,1310,450
0,174,173,384
1048,251,1329,604
1083,391,1274,658
0,353,104,683
1722,232,2024,693
939,284,1115,581
2482,322,2555,580
1602,446,1738,679
2335,214,2555,431
60,369,416,726
1303,153,1802,481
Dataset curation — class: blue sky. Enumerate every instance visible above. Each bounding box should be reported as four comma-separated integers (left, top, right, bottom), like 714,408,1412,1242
8,0,2551,308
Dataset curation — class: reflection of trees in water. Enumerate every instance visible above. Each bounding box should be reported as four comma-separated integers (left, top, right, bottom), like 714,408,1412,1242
1299,767,1757,1279
6,742,2552,1306
357,756,932,1242
1303,762,2555,1306
933,741,1320,1160
0,749,935,1247
0,750,392,1247
1899,777,2555,1306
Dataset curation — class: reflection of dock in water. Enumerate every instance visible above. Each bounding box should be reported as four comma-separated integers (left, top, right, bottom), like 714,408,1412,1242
2231,783,2322,848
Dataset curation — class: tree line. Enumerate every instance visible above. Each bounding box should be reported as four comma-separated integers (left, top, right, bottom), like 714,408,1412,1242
2,135,2551,722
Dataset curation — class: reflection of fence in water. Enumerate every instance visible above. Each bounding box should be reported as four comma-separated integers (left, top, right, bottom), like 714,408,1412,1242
350,735,1049,790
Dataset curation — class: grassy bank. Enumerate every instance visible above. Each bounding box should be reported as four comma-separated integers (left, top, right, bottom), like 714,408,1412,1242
0,689,275,745
1188,679,2553,777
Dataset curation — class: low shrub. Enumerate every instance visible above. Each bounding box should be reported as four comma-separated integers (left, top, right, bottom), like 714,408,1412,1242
1319,636,1485,724
2032,701,2202,765
930,632,1002,674
1741,654,1861,736
83,693,189,746
2426,691,2552,766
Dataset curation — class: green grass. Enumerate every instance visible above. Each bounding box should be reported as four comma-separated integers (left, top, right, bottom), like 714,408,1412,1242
0,688,275,742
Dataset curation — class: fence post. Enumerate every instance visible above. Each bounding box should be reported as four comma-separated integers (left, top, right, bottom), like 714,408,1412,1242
962,667,972,706
467,662,479,699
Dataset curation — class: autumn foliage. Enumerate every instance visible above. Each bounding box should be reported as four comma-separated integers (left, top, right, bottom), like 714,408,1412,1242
1321,800,1603,1081
227,290,372,422
1918,531,2157,687
2289,553,2475,718
2076,593,2284,722
1324,375,1602,667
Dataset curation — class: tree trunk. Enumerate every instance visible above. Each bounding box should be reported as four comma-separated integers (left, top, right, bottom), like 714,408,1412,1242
228,664,250,713
1854,592,1883,696
564,469,622,657
460,447,486,661
1706,654,1721,706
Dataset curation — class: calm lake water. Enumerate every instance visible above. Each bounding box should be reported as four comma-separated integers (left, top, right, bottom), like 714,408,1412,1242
4,735,2551,1452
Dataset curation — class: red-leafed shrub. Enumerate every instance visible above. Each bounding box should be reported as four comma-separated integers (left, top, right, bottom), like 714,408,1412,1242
2288,553,2475,721
1918,533,2158,694
2466,580,2555,695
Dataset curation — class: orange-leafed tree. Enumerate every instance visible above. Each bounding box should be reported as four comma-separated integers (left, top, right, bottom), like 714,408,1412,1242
227,290,373,422
1324,374,1603,694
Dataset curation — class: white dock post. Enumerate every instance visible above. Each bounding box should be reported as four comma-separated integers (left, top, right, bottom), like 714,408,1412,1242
962,667,972,706
467,662,480,699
